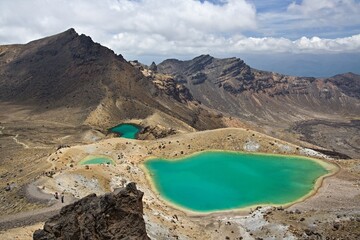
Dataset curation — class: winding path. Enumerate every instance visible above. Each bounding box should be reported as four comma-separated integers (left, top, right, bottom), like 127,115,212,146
0,181,77,231
12,134,29,148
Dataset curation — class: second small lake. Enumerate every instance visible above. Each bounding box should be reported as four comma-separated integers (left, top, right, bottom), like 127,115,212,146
109,124,141,139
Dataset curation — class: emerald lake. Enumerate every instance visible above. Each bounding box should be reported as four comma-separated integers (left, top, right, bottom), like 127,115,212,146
144,151,331,213
109,124,141,139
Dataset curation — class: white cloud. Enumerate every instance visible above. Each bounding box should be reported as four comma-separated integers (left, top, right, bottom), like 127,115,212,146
236,34,360,53
0,0,256,43
287,0,356,14
108,31,360,58
258,0,360,35
0,0,359,61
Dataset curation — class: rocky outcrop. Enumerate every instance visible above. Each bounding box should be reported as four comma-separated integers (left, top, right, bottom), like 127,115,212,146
152,74,194,102
33,182,150,240
137,125,178,140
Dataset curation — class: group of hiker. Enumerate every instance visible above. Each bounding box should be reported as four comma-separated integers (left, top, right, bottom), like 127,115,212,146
54,192,65,203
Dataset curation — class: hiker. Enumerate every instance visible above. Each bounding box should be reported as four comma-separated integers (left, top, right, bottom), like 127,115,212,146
61,193,64,203
54,192,59,199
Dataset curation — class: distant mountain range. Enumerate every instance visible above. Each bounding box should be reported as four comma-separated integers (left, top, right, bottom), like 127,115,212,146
1,29,359,157
238,53,360,78
157,54,359,124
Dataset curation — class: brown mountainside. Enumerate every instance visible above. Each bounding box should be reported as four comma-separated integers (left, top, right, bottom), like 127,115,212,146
158,54,360,124
0,29,223,130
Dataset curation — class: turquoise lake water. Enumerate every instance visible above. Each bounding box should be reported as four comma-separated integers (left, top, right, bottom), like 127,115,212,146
109,124,141,139
80,156,114,165
144,151,329,212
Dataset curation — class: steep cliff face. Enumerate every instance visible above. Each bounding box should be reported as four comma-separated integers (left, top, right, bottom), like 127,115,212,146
33,183,150,240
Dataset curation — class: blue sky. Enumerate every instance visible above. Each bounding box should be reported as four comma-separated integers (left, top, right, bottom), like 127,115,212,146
0,0,359,76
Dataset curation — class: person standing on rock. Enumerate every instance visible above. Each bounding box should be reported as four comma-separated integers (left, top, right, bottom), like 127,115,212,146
61,193,64,203
54,192,59,199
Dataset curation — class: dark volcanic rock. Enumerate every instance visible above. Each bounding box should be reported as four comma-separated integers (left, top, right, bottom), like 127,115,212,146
33,183,150,240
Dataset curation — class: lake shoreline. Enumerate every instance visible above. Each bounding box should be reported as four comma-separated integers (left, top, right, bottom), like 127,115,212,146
142,150,339,216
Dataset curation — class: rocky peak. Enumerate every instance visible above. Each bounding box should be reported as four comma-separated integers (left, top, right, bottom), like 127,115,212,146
25,28,119,63
157,55,256,93
0,28,126,106
26,28,79,50
54,28,78,40
33,182,150,240
149,61,157,72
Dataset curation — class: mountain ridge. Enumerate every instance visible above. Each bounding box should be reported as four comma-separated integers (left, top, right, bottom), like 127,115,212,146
154,54,360,157
0,29,360,239
1,29,359,156
156,54,360,121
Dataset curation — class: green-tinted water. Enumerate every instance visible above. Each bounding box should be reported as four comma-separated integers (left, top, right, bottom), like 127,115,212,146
109,124,141,139
80,156,114,165
144,151,329,212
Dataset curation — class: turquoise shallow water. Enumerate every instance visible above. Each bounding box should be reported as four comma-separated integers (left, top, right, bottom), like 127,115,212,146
80,156,114,165
109,124,141,139
145,151,329,212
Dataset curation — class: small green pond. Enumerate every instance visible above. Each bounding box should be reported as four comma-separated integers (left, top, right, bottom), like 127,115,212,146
109,124,141,139
144,151,331,213
79,156,114,165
